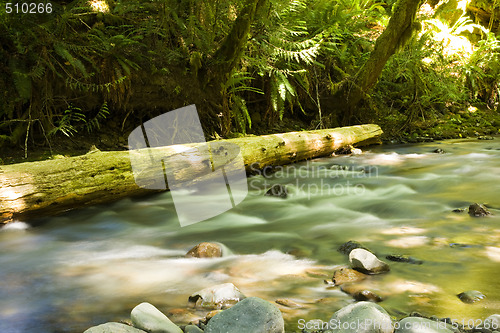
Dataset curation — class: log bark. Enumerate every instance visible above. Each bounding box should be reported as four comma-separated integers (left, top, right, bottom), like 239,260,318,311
0,124,382,224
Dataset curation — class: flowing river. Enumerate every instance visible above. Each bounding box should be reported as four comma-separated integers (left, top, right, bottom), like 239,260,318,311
1,138,499,332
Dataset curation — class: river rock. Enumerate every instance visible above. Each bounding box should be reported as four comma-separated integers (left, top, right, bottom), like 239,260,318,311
204,297,285,333
84,322,147,333
385,255,423,265
432,148,445,154
326,301,393,333
340,284,383,303
349,248,390,274
186,242,233,258
275,298,303,308
338,241,370,255
131,302,183,333
188,283,246,309
468,203,491,217
457,290,485,304
184,325,204,333
394,317,454,333
485,315,500,331
265,184,288,198
332,267,367,285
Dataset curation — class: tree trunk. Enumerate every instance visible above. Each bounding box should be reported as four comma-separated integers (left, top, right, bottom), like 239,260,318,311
0,125,382,224
338,0,424,124
202,0,267,86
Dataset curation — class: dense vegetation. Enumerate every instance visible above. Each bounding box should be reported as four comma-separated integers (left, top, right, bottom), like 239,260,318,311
1,0,499,159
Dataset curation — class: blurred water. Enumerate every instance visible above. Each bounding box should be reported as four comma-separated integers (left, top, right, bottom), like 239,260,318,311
1,138,499,332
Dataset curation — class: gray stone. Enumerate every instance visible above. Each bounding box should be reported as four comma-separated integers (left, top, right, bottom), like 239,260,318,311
485,314,500,331
184,325,204,333
204,297,284,333
349,249,390,274
394,317,454,333
327,301,393,333
84,322,147,333
131,302,183,333
188,283,246,309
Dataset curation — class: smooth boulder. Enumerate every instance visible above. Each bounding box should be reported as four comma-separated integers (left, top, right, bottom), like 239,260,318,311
326,301,393,333
84,322,147,333
349,249,390,274
204,297,285,333
131,302,183,333
394,317,454,333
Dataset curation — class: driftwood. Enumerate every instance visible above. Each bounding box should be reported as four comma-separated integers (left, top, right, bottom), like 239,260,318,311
0,124,382,223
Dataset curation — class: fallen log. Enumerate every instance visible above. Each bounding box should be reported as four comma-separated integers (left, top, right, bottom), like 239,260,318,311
0,124,382,223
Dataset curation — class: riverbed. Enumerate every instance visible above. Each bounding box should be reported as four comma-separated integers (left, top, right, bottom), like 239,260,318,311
1,138,499,332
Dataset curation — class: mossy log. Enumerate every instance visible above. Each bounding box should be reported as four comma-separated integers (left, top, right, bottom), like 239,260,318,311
0,124,382,223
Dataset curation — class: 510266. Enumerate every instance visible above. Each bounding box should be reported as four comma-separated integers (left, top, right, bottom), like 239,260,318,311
5,2,53,14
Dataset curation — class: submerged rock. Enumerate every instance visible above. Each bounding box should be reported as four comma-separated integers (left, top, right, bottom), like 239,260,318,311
468,203,491,217
432,148,445,154
332,267,367,285
204,297,285,333
457,290,485,304
338,240,370,255
131,302,183,333
349,248,390,274
385,255,423,265
188,283,246,309
394,317,454,333
341,284,383,303
275,298,304,308
186,242,233,258
84,322,147,333
327,301,393,333
265,184,288,198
